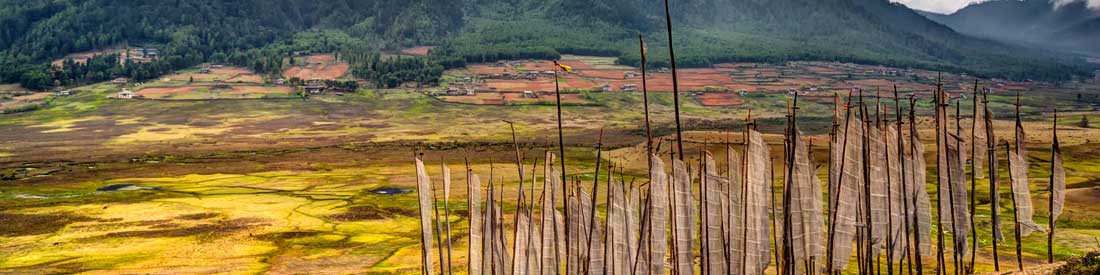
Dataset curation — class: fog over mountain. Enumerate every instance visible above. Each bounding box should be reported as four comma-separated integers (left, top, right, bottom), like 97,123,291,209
919,0,1100,55
895,0,1100,13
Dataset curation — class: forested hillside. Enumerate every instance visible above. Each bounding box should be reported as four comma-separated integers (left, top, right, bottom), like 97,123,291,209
0,0,1096,91
0,0,462,89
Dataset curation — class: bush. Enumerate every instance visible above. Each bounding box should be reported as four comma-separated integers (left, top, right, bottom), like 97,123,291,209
1054,251,1100,274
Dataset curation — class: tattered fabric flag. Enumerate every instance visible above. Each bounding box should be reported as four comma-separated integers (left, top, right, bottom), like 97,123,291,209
973,98,988,179
607,180,627,275
910,122,933,256
671,159,695,274
790,132,826,264
868,127,889,257
568,192,582,275
556,210,567,270
1016,122,1028,167
989,142,1004,242
985,107,1004,242
541,153,561,275
745,130,773,273
726,148,745,275
415,158,436,275
703,153,729,275
948,134,972,257
1051,140,1066,223
495,204,514,274
579,187,604,275
886,126,907,262
830,113,864,271
468,172,484,275
1008,149,1046,236
514,211,533,275
626,184,641,275
529,216,543,275
482,184,494,275
648,154,671,275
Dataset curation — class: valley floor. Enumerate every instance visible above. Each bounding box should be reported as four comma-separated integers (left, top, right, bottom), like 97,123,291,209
2,61,1100,274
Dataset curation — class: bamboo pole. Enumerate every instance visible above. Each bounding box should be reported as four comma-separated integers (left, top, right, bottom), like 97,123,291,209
982,90,1000,272
1005,141,1024,272
909,95,924,275
1048,110,1059,264
553,61,568,275
895,86,913,275
661,0,684,161
826,91,854,274
933,78,947,275
1013,92,1024,272
968,80,979,273
584,129,604,274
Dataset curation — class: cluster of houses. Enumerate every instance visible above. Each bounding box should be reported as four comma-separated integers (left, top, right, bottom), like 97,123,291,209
122,47,158,63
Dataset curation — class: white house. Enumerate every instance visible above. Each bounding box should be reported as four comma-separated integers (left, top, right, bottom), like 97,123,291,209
118,89,134,99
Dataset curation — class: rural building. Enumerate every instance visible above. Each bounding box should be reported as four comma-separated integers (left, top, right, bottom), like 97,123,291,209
56,90,71,96
275,78,286,85
112,78,129,85
117,89,134,99
522,91,537,98
444,87,471,96
200,67,212,73
624,71,638,78
304,85,325,94
621,84,638,92
600,84,611,92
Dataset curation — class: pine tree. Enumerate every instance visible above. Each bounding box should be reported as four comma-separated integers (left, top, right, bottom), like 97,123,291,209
1081,115,1090,128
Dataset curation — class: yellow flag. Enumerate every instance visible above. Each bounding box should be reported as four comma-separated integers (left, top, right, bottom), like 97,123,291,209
554,61,572,73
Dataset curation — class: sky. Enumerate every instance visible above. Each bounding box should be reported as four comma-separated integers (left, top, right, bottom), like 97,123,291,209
891,0,1100,14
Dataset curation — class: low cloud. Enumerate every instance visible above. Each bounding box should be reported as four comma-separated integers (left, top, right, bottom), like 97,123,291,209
1052,0,1100,9
893,0,1100,14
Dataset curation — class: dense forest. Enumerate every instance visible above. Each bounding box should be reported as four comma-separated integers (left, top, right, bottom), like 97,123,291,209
0,0,1096,91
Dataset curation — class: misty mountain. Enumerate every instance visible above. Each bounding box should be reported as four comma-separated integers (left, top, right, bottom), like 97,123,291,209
920,0,1100,55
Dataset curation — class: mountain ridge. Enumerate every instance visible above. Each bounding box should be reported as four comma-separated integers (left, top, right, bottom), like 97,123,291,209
0,0,1095,90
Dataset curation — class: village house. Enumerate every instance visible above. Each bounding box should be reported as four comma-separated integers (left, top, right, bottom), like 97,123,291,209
600,83,612,92
522,91,537,98
117,89,134,99
112,77,129,85
56,90,72,96
621,84,638,92
624,71,638,78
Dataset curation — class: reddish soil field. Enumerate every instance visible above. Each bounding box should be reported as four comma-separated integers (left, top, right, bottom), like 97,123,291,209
469,65,516,76
485,80,557,91
847,79,896,89
577,70,631,80
400,46,434,57
137,86,196,98
694,93,745,106
440,92,588,105
500,92,587,104
136,85,293,99
167,66,264,84
283,63,350,80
